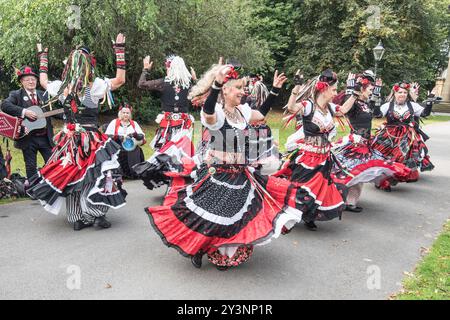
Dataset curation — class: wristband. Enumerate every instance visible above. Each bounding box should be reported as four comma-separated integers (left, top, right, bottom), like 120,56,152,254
113,43,126,70
38,51,48,74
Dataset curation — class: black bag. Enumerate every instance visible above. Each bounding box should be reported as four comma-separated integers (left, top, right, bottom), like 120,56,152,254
9,173,27,197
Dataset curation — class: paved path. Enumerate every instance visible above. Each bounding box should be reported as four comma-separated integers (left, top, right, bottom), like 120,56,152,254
1,122,449,300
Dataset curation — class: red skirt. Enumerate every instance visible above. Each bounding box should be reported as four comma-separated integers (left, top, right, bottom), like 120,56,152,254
371,124,434,180
332,134,412,186
146,164,302,267
274,146,346,223
133,113,194,190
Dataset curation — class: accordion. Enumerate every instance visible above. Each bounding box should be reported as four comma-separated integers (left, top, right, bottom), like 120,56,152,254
0,111,23,140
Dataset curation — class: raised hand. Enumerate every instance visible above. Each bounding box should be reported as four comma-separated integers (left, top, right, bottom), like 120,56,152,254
293,69,304,86
215,65,234,84
143,56,153,70
37,43,48,53
372,78,383,97
411,82,420,95
190,67,197,81
375,78,383,87
115,33,126,45
273,70,288,88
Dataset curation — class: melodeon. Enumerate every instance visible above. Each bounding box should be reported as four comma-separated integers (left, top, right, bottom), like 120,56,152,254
0,111,23,140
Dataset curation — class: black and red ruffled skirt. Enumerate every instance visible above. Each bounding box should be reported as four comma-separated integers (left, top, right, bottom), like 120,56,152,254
332,134,412,186
133,112,194,190
146,164,302,268
371,124,434,181
27,125,126,214
274,145,347,223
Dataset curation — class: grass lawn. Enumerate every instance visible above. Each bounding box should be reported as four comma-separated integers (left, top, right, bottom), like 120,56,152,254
393,220,450,300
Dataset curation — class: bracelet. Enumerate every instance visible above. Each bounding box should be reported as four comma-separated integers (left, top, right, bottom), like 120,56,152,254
212,80,223,90
291,91,299,96
270,90,279,96
38,51,48,74
113,44,126,70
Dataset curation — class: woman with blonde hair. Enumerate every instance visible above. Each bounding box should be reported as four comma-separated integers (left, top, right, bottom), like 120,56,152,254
145,64,303,271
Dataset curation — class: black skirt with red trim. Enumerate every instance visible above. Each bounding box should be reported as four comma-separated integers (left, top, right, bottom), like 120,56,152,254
371,124,434,180
274,146,347,223
27,127,126,213
145,164,302,267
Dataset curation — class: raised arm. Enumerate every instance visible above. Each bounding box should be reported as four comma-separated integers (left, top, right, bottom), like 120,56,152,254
250,70,287,122
335,72,360,116
409,82,420,103
109,33,126,91
137,56,164,91
37,43,49,90
202,65,233,126
286,70,305,114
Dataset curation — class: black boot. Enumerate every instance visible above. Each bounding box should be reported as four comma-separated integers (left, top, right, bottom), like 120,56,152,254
93,216,111,229
191,253,203,269
345,205,363,213
73,220,93,231
303,220,317,231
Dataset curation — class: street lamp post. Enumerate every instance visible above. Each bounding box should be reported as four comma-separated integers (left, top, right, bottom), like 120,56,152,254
373,40,385,77
372,41,386,116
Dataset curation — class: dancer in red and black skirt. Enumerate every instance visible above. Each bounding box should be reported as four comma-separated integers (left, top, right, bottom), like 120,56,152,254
371,81,434,191
243,74,280,172
146,64,302,271
331,71,411,212
275,69,347,231
27,34,127,231
133,55,195,190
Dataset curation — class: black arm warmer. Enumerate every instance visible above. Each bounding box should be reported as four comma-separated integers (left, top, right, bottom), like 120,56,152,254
421,101,433,117
203,86,221,115
258,87,280,116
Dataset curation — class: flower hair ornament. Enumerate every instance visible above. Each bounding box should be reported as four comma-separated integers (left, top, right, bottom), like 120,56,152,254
224,67,240,83
393,81,411,92
165,55,175,69
315,69,337,92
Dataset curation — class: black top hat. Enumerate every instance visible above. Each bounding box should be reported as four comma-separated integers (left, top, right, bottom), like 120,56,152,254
17,66,38,81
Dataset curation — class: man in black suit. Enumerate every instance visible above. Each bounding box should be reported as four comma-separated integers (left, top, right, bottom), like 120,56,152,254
1,66,54,181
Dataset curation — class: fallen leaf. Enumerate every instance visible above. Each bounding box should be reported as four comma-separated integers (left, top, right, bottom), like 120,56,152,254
105,283,112,289
419,247,430,256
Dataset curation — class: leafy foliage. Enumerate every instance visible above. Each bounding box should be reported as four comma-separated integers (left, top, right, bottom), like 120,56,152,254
0,0,449,119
